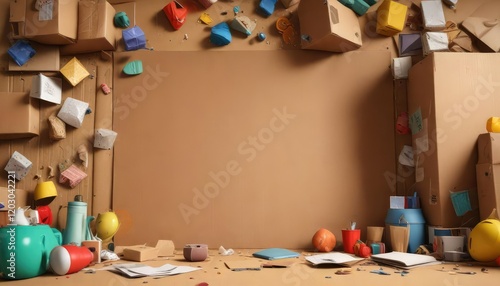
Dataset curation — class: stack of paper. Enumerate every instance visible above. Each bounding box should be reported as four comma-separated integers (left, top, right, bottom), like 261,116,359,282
305,252,364,267
110,263,201,278
370,252,441,269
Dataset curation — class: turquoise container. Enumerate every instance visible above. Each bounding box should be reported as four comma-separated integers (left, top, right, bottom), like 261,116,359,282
385,208,426,253
0,225,62,280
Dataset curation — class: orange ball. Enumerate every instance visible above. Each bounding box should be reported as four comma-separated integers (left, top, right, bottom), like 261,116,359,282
312,228,336,252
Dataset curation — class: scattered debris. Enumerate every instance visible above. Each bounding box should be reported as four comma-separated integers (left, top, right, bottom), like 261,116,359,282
48,114,66,140
77,144,89,169
184,34,189,40
100,83,111,95
199,12,213,25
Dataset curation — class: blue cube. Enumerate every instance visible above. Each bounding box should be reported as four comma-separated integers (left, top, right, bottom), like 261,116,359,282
122,26,147,51
259,0,277,17
8,40,36,66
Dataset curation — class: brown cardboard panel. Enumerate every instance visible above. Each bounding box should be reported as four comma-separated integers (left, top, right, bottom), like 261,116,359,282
407,53,500,227
8,42,60,71
476,163,500,221
60,0,117,55
477,133,500,165
0,92,40,140
112,49,394,249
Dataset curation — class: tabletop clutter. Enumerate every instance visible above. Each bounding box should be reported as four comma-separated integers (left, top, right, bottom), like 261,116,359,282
2,0,500,282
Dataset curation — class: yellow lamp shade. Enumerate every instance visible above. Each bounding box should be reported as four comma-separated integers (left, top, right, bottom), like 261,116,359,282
34,181,58,206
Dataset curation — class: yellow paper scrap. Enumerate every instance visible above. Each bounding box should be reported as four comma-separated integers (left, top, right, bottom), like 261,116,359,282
199,13,213,25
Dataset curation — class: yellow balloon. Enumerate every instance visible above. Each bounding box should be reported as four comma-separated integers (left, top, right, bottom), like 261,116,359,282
95,211,120,241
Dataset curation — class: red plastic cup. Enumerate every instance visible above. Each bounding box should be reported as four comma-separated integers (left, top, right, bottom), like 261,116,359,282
342,229,361,254
49,245,94,275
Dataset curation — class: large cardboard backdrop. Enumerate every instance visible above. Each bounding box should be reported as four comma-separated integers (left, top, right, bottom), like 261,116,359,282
112,50,395,248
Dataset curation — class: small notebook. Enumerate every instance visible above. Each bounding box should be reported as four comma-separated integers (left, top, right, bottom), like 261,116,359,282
252,248,300,260
370,252,440,269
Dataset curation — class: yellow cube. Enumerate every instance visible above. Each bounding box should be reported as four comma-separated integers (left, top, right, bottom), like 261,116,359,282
376,0,408,36
60,57,90,87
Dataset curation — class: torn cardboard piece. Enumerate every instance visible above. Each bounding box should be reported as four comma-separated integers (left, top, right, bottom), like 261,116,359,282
48,114,66,140
4,151,32,181
230,15,256,36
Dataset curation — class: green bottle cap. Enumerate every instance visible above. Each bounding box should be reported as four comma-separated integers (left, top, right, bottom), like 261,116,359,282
123,60,143,75
114,11,130,28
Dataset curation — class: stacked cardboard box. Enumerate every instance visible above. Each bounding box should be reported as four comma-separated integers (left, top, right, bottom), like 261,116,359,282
476,133,500,220
407,53,500,227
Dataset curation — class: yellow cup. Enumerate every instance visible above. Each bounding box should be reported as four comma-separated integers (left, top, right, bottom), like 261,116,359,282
34,181,58,205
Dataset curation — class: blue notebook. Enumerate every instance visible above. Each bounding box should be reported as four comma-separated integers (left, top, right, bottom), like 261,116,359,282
252,248,300,260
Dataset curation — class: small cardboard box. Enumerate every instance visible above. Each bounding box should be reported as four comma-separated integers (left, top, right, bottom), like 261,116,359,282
477,133,500,165
21,0,79,45
123,245,159,262
376,0,408,36
476,163,500,221
0,92,39,140
60,0,117,55
298,0,362,52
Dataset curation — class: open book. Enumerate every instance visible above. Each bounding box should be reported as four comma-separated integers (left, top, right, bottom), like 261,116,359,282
370,252,441,269
305,252,364,267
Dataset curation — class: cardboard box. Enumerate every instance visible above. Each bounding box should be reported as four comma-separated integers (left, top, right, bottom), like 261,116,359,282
122,245,159,262
477,133,500,165
0,92,39,140
60,0,117,55
476,163,500,220
298,0,362,52
376,0,408,36
407,53,500,227
15,0,79,45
